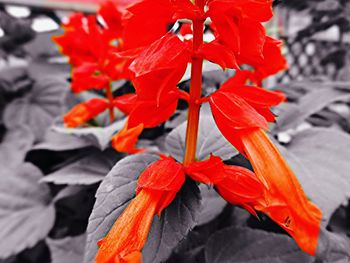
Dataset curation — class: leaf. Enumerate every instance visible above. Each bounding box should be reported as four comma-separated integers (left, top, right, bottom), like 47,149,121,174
197,185,226,226
0,163,55,259
32,128,91,151
3,77,68,141
317,229,350,262
84,154,159,263
47,234,86,263
142,180,201,263
0,125,34,168
205,227,313,263
41,149,122,185
165,114,238,162
52,119,126,151
280,127,350,224
274,87,350,133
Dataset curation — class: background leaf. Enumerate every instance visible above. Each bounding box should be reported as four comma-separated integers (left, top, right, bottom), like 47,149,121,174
274,87,350,133
0,125,34,168
47,234,86,263
317,228,350,262
0,163,55,259
52,119,125,151
204,227,313,263
41,149,122,185
3,77,68,141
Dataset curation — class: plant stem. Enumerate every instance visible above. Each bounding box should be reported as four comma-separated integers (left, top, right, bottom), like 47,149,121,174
106,83,115,124
183,0,205,165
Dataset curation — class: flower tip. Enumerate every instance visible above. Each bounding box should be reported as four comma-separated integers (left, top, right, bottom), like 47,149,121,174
122,251,142,263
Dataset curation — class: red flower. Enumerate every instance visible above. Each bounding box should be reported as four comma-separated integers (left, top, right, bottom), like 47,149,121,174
185,155,266,217
111,120,144,154
96,157,185,263
253,36,288,82
240,128,322,255
63,98,109,128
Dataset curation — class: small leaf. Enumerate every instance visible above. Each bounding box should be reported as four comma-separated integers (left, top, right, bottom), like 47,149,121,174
205,227,313,263
142,180,201,263
47,234,86,263
165,114,238,161
0,163,55,259
280,127,350,224
197,185,226,226
0,125,34,168
41,149,122,185
274,87,350,132
3,77,68,141
33,128,91,151
52,119,126,151
317,228,350,262
84,154,159,263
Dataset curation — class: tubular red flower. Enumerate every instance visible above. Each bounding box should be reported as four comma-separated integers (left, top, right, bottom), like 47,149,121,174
63,98,109,128
111,121,144,154
95,189,162,263
185,155,266,217
96,158,185,262
240,128,322,255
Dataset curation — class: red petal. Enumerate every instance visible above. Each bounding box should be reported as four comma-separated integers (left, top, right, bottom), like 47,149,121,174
254,36,288,81
122,0,174,49
236,18,266,66
63,98,109,128
207,0,241,53
220,84,286,107
209,90,268,130
113,94,138,115
128,91,178,129
137,157,185,193
98,1,123,39
215,165,266,216
197,41,239,69
129,34,191,77
111,121,144,154
185,155,227,184
71,63,110,92
171,0,204,20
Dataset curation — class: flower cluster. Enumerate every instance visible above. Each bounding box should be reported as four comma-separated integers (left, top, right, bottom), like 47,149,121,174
55,0,322,262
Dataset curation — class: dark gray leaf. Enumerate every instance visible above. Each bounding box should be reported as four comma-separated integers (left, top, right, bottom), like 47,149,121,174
52,119,125,151
0,125,34,168
47,234,86,263
3,77,68,141
142,180,201,263
0,163,55,259
205,227,313,263
280,127,350,224
33,128,90,151
317,228,350,262
274,87,350,133
197,185,226,226
165,114,237,161
42,149,122,185
84,154,159,263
